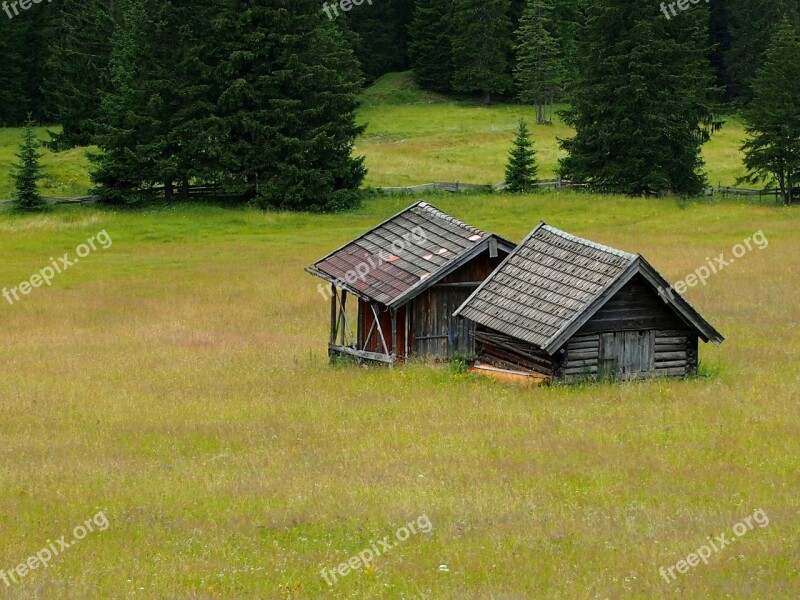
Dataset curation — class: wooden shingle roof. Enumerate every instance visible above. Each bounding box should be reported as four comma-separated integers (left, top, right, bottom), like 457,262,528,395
454,223,724,353
306,202,515,307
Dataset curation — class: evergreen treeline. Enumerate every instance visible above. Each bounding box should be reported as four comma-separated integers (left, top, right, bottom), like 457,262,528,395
5,0,797,128
2,0,799,204
3,0,365,209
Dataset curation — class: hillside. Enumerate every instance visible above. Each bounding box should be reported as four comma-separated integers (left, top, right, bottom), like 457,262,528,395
0,73,750,200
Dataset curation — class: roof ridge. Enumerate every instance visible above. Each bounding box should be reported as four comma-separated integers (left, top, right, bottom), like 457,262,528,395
416,201,484,235
540,224,636,260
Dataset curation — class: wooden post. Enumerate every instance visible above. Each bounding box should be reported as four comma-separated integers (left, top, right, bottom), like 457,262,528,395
390,309,398,367
371,304,391,357
329,285,337,346
404,305,410,359
357,300,363,351
339,291,348,346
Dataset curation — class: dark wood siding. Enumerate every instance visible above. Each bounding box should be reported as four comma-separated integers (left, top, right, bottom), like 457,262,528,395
473,328,556,377
564,275,698,380
575,275,687,335
410,248,507,360
654,329,698,377
562,333,600,377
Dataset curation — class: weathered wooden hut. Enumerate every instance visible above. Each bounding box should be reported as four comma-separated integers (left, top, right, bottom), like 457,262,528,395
453,223,724,381
306,202,515,364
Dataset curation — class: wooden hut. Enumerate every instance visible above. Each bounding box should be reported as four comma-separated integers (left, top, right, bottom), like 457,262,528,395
453,223,724,382
306,202,515,364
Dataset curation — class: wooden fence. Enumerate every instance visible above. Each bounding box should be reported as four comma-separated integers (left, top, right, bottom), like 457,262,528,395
713,185,783,201
0,195,99,207
0,185,228,206
380,178,586,194
380,180,784,201
0,183,785,205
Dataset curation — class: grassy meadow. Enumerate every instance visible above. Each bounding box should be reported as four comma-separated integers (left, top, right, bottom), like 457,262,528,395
0,193,798,598
0,72,750,199
0,73,798,598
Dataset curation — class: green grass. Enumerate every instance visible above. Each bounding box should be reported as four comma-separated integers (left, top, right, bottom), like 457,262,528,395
0,73,750,198
0,194,798,598
0,127,94,200
357,72,749,187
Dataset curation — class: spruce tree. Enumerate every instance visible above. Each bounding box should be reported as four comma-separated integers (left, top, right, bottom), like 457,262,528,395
450,0,512,103
505,120,538,192
513,0,563,124
409,0,455,94
739,19,800,205
0,22,27,126
216,0,366,211
43,0,117,149
91,0,194,203
18,4,59,122
12,116,47,213
724,0,799,102
348,0,413,83
559,1,719,196
164,0,222,199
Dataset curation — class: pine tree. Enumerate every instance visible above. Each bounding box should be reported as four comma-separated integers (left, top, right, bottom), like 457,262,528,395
505,120,538,192
513,0,563,124
559,1,719,196
91,0,198,203
550,0,582,98
739,19,800,205
723,0,799,102
18,5,59,122
12,116,47,213
42,0,117,149
164,0,222,199
90,0,164,203
409,0,455,93
216,0,366,211
450,0,512,103
0,22,27,126
348,0,413,83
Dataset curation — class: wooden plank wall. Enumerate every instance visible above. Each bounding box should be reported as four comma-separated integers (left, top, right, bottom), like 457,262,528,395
562,329,698,380
576,275,686,334
473,329,556,377
654,329,698,376
412,288,475,358
562,333,600,377
561,274,700,380
411,249,507,360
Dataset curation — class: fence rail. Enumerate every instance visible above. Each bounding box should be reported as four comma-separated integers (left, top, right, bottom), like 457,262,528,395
379,180,783,200
714,185,782,199
0,195,99,207
379,178,587,194
0,183,786,206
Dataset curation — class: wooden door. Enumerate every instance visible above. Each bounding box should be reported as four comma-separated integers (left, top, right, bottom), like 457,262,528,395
599,330,655,378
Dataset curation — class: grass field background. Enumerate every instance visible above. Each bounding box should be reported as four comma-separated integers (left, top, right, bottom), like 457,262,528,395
0,191,798,597
0,72,751,199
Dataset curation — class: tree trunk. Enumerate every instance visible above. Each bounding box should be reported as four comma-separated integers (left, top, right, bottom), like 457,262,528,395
779,173,788,205
165,181,173,201
482,90,491,105
180,177,190,200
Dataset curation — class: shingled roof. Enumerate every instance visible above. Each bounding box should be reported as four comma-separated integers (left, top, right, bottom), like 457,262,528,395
453,223,724,354
306,202,515,308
